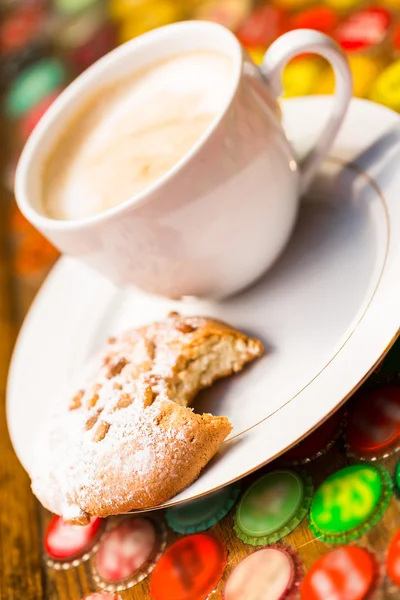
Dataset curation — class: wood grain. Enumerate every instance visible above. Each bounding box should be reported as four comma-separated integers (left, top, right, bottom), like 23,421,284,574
0,204,45,600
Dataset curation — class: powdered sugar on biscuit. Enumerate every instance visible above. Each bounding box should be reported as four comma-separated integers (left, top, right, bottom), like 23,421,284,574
29,314,262,522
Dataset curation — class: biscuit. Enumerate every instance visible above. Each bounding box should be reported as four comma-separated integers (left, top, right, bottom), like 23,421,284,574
30,313,263,524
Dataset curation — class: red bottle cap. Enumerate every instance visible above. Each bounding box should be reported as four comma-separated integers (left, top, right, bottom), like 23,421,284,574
225,545,302,599
92,517,166,592
0,6,46,54
346,387,400,459
387,530,400,585
335,7,391,53
289,7,338,35
283,411,343,464
44,515,104,566
236,5,285,48
301,546,377,600
150,533,227,600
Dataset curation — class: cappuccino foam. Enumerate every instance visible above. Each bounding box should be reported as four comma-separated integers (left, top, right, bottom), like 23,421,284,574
43,51,234,221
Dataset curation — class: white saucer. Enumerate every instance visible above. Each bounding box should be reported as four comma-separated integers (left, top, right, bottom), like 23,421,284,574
7,97,400,510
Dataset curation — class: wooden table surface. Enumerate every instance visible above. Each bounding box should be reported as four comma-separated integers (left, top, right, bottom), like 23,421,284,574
1,206,400,599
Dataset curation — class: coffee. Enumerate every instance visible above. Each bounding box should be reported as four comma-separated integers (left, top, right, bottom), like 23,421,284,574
42,51,234,221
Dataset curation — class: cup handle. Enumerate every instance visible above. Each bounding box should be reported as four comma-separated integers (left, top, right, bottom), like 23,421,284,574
260,29,352,195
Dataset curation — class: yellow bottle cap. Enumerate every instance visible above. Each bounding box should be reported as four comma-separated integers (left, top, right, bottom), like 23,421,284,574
369,60,400,112
283,56,327,98
118,0,183,43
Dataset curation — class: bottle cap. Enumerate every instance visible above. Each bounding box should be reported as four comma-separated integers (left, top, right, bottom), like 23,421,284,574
370,60,400,112
283,411,343,465
224,545,302,600
118,0,184,43
0,41,49,92
288,7,338,35
166,483,240,534
236,5,285,48
92,516,166,592
0,5,47,54
309,464,392,544
44,515,104,569
394,460,400,498
335,7,391,54
234,470,313,546
347,54,383,98
150,533,227,600
282,56,327,97
387,530,400,585
301,546,378,599
346,387,400,460
5,58,67,118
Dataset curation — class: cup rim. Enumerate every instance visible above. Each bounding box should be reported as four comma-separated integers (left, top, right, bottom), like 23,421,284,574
15,20,244,232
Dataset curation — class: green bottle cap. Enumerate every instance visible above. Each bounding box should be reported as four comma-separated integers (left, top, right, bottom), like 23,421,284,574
234,470,313,546
309,464,392,544
394,461,400,499
5,58,66,118
166,484,240,534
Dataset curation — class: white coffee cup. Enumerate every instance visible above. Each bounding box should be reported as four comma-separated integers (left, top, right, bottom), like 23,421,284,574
15,21,352,299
